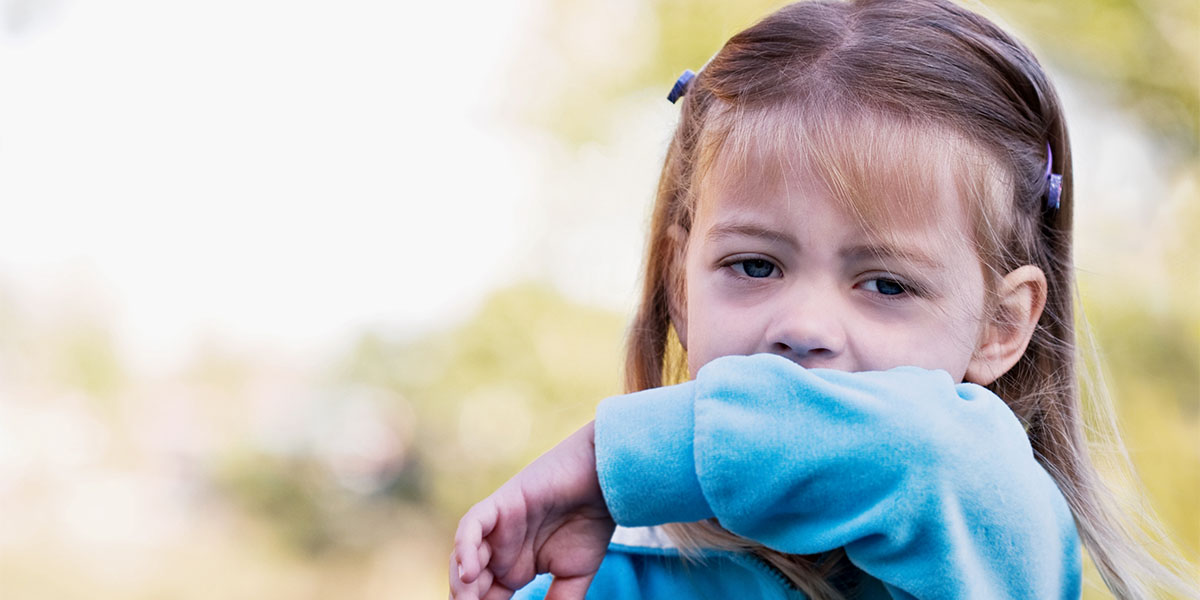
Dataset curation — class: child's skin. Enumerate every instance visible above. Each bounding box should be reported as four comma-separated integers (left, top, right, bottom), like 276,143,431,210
451,145,1049,600
680,146,1045,382
451,421,612,599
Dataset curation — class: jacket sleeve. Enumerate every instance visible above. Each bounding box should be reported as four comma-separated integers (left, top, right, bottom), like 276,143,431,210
594,353,1082,599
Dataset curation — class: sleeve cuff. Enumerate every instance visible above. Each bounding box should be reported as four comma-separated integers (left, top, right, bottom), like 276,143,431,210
595,381,714,526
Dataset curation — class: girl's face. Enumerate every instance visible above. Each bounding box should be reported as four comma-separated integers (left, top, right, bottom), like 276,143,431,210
681,155,989,381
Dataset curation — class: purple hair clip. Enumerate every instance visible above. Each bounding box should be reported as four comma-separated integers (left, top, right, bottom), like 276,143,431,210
1045,143,1062,211
667,69,695,104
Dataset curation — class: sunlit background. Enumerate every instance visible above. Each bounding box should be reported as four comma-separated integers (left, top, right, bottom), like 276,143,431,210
0,0,1195,598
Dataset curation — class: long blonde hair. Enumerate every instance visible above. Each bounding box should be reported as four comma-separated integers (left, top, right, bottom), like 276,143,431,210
624,0,1196,597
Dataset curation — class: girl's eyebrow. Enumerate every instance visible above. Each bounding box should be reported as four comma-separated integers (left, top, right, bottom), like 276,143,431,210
704,222,800,251
705,222,946,271
840,244,946,271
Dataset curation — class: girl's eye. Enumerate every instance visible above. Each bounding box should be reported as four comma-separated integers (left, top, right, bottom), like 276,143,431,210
862,277,908,296
732,259,778,278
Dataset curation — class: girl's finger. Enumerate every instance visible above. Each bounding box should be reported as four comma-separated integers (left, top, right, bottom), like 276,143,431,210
479,493,530,578
544,573,597,600
477,540,492,574
449,552,488,600
471,569,497,600
450,553,497,600
448,551,471,599
479,577,515,600
455,500,500,583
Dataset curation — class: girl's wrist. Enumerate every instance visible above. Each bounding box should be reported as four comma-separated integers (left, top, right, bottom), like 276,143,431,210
595,382,711,526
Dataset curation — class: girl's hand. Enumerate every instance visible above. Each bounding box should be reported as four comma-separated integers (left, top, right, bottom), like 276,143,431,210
451,421,616,600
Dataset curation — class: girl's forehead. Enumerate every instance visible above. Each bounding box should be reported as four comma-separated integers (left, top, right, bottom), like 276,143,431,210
695,106,1003,236
695,160,969,254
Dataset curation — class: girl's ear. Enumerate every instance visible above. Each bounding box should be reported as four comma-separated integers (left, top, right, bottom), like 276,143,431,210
666,223,689,350
965,265,1047,385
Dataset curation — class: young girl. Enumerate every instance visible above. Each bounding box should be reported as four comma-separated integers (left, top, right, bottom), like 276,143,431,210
452,0,1194,597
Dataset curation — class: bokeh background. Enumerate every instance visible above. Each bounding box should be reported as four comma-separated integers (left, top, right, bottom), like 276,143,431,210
0,0,1195,598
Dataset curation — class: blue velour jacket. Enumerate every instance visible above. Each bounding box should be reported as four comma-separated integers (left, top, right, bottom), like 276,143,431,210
515,354,1082,599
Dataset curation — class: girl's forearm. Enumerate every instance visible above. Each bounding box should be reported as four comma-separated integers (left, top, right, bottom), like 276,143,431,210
596,353,1082,599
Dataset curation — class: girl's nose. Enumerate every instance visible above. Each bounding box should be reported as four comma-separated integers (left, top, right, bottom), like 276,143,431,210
766,290,847,367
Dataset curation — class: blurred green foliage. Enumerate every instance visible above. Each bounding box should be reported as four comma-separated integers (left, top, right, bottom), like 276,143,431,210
339,284,626,528
213,285,627,562
51,323,126,404
219,453,344,556
997,0,1198,156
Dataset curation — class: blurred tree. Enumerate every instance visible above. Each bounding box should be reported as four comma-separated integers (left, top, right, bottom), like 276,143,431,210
218,452,340,556
339,283,626,529
995,0,1198,157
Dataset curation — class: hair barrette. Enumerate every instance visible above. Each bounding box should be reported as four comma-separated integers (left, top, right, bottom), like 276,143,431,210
1045,143,1062,211
667,69,695,104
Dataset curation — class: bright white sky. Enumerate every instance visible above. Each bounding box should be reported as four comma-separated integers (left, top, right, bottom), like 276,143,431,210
0,0,559,371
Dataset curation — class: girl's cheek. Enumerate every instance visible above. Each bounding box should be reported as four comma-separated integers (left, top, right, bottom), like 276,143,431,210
689,307,761,365
712,275,780,307
849,323,948,373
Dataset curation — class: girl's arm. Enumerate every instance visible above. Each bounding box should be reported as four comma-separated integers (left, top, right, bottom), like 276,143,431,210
451,422,615,600
453,353,1082,599
598,353,1081,598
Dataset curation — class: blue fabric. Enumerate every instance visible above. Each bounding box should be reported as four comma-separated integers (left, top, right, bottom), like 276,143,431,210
516,545,829,600
519,354,1082,599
